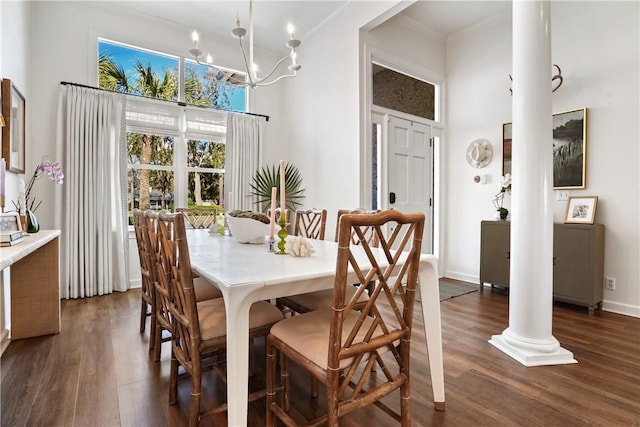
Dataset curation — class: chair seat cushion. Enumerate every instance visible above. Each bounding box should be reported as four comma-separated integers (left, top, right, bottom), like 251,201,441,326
197,299,284,342
193,276,223,301
270,308,380,370
284,286,368,312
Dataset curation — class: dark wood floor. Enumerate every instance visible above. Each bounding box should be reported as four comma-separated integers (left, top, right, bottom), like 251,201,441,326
2,284,639,426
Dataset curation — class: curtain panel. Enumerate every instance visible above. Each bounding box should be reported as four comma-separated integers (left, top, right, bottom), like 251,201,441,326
55,85,129,298
224,112,265,212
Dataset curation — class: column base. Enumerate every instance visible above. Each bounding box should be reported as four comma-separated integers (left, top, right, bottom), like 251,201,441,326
489,333,577,367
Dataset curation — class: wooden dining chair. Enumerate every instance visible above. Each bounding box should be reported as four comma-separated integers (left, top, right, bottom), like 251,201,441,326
175,206,219,229
266,210,425,426
133,209,157,353
293,208,327,240
156,211,284,427
278,209,379,316
145,210,223,361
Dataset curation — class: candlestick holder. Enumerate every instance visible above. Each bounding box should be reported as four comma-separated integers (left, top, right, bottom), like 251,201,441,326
276,218,288,255
267,237,276,252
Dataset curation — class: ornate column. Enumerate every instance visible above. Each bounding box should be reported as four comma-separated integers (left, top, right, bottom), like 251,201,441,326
489,1,576,366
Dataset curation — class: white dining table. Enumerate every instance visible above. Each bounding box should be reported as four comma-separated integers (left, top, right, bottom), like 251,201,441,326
186,229,445,426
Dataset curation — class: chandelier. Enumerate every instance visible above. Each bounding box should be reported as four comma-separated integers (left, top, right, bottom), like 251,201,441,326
188,0,301,89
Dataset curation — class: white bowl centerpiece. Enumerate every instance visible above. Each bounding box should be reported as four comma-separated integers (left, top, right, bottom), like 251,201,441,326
226,210,271,244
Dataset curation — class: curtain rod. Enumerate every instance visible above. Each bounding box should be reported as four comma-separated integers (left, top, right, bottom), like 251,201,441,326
60,81,269,121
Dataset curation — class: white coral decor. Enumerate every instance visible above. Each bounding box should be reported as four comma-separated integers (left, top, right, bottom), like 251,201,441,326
286,236,315,257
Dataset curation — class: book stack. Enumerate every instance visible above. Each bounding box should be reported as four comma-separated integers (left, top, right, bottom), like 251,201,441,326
1,230,24,247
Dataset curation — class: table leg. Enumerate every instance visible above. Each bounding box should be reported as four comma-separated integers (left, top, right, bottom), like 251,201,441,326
224,292,252,427
419,258,446,410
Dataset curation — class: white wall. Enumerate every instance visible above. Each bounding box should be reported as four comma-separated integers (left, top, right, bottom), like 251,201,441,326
280,1,405,236
445,1,639,316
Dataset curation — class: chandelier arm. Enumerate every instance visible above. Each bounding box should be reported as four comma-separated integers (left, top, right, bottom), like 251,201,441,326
254,71,297,87
253,54,294,83
237,37,256,87
193,56,251,87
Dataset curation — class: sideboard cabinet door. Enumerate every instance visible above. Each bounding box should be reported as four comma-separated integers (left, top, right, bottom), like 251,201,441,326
479,220,511,288
553,223,605,313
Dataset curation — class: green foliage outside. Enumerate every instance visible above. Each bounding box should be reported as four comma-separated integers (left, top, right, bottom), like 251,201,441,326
98,52,232,212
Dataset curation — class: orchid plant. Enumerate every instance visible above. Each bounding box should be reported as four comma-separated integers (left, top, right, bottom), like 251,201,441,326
493,173,512,218
13,160,64,213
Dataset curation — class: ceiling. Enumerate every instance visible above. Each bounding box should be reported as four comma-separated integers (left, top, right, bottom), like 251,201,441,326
93,1,511,54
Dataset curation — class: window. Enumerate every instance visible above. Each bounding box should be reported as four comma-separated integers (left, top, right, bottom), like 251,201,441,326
372,62,437,121
97,39,247,219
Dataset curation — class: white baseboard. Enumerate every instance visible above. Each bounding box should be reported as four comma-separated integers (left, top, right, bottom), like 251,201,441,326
443,270,478,284
601,300,640,318
129,279,142,289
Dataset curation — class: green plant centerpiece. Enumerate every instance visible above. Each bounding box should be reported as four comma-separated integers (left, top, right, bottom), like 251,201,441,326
249,162,305,213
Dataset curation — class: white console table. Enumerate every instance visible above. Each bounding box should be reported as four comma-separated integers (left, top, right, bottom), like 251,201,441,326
0,230,61,352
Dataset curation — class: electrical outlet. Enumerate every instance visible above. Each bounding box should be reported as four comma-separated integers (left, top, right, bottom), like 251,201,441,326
605,277,616,291
556,191,570,201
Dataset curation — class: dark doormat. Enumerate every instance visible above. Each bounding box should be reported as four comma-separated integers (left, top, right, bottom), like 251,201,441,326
416,278,478,302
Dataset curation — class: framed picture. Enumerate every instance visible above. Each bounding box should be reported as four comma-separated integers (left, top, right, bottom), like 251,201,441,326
0,212,23,233
502,107,587,189
1,78,26,173
502,122,512,176
564,196,598,224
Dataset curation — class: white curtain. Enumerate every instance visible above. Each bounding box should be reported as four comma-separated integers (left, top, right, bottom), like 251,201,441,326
55,85,129,298
224,112,265,211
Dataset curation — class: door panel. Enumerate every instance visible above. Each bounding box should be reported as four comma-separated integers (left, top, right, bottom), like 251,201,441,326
387,116,433,253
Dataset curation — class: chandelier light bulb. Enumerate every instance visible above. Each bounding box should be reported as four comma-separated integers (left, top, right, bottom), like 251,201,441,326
187,0,302,88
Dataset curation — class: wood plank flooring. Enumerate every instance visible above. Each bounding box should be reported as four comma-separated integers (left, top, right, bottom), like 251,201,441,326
2,284,639,426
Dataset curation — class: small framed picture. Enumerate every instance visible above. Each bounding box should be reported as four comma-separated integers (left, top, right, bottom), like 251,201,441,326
0,212,23,233
564,196,598,224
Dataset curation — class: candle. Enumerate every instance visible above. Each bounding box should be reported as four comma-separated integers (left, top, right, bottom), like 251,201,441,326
279,160,286,222
228,192,232,212
269,187,277,239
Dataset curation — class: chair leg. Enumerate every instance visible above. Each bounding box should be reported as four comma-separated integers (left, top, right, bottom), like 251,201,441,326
249,338,256,377
139,300,147,333
153,321,163,361
280,351,289,411
169,353,179,405
148,311,157,354
400,380,411,426
189,373,202,427
266,338,276,427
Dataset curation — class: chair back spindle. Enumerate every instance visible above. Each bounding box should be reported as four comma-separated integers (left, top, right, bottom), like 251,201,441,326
294,208,327,240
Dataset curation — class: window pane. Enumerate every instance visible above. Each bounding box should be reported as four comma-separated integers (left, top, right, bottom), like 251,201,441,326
187,139,225,169
98,39,179,102
188,171,224,207
185,61,247,111
372,63,435,121
128,169,174,212
128,132,174,166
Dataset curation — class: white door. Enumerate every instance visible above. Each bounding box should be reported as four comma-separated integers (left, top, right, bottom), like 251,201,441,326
386,116,433,253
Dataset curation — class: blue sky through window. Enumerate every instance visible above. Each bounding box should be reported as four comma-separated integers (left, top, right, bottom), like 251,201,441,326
98,39,246,111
